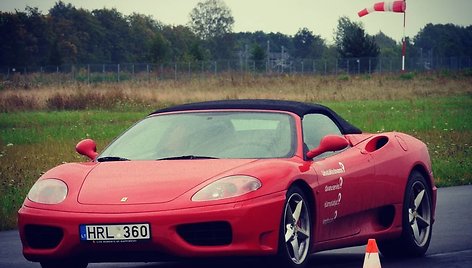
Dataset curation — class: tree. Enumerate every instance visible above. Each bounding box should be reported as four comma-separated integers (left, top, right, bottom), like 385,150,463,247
0,7,53,67
92,8,130,63
373,31,401,58
128,13,162,62
188,0,234,41
162,25,204,61
251,43,266,71
293,27,325,59
150,32,170,63
334,16,379,59
334,16,379,72
188,0,235,59
414,23,472,58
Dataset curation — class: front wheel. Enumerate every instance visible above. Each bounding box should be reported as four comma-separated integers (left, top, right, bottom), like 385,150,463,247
276,186,312,268
379,170,433,257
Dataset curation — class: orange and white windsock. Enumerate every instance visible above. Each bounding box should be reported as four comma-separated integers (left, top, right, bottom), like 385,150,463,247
358,0,406,17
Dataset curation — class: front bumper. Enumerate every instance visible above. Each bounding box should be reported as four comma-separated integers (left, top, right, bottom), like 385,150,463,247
18,192,285,262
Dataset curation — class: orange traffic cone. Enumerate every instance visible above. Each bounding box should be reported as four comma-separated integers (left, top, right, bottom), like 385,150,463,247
362,239,381,268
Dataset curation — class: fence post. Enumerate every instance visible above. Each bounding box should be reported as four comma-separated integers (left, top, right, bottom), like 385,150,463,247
87,64,90,84
117,64,120,82
369,59,372,74
159,64,163,80
214,61,217,75
174,62,177,80
357,59,360,75
201,61,204,78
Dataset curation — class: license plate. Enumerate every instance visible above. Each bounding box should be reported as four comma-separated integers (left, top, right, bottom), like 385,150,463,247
80,223,150,242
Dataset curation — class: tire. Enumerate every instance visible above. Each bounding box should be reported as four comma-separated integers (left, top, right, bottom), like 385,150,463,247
378,170,433,257
40,260,88,268
275,186,312,268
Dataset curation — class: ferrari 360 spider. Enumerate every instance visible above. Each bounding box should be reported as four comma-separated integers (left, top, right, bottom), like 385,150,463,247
18,99,437,268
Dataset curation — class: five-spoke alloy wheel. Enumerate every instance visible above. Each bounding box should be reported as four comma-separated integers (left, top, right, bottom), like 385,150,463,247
379,170,433,257
277,186,312,268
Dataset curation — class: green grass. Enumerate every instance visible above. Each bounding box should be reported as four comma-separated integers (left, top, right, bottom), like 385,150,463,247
1,96,471,230
0,111,145,145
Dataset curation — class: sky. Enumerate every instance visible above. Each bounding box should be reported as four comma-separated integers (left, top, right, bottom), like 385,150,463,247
1,0,471,43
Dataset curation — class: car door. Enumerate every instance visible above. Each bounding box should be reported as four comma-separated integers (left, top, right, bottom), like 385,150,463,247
302,114,375,241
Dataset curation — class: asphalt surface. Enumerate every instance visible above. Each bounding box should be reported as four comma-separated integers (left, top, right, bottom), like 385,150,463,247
1,185,471,268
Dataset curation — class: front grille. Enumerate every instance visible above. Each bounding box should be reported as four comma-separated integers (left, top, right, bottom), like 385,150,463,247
24,224,63,249
176,221,232,246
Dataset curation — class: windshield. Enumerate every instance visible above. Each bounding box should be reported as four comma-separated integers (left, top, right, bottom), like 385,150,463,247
99,112,296,160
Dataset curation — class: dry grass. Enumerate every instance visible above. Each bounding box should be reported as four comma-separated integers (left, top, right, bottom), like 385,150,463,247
1,73,471,112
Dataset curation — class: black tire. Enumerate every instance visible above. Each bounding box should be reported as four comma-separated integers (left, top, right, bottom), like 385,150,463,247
378,170,433,257
275,186,312,268
40,260,88,268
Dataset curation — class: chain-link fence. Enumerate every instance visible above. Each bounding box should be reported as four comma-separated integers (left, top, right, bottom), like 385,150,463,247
1,56,471,85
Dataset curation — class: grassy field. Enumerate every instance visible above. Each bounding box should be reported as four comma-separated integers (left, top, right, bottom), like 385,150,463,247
1,72,471,230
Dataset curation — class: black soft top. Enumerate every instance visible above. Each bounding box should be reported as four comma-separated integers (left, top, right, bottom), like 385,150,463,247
151,99,362,134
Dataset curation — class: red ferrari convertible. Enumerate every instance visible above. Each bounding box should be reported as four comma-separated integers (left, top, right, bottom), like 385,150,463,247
18,99,437,268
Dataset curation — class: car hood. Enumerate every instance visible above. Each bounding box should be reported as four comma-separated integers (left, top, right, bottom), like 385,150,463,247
77,159,256,205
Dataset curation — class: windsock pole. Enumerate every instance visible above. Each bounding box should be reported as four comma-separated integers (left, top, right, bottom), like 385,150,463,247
401,0,406,72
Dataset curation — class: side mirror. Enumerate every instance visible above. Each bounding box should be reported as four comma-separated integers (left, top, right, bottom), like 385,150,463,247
306,135,349,159
76,139,98,160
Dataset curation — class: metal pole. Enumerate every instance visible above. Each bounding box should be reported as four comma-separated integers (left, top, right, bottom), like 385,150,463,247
401,0,407,72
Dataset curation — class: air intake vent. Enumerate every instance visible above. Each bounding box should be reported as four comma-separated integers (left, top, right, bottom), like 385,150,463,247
24,225,63,249
177,221,232,246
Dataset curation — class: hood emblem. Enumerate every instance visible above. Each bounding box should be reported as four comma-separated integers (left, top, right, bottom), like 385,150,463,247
120,197,128,202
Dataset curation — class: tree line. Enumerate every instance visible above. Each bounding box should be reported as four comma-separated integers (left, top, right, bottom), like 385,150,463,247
1,0,471,69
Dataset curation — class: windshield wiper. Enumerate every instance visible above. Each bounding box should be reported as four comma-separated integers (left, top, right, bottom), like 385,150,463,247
97,156,130,162
156,155,218,161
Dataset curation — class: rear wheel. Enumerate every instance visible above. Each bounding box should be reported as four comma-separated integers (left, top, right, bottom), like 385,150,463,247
276,186,312,268
379,170,433,257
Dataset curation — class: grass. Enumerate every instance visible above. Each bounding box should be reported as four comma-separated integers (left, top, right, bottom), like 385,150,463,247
1,72,471,230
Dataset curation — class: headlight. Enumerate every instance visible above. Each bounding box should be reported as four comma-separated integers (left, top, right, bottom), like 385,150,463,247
192,175,262,202
27,179,68,204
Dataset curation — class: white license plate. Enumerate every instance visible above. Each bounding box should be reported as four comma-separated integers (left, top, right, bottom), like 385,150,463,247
80,223,150,242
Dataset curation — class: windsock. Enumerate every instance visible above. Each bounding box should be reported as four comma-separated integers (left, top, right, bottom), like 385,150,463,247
358,1,406,17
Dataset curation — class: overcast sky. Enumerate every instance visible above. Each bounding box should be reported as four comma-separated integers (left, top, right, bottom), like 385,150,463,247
1,0,471,43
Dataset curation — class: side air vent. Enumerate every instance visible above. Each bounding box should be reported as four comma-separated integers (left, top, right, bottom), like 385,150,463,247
364,136,389,153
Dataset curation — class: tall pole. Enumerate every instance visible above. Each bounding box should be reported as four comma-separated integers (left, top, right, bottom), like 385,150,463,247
401,0,407,72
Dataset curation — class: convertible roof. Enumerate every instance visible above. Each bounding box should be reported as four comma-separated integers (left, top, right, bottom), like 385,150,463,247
151,99,362,134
